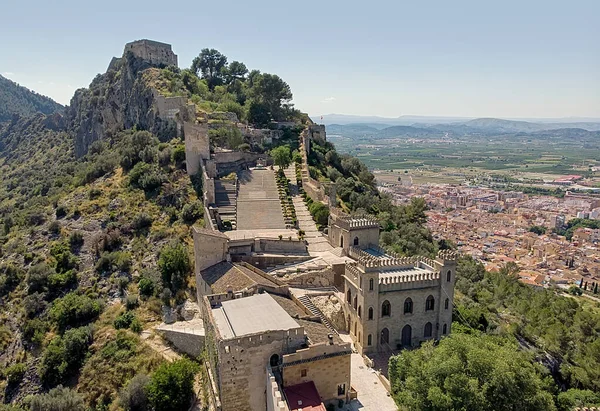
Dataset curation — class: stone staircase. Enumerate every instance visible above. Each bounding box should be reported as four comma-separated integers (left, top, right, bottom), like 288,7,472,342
214,179,237,229
236,169,286,230
297,295,338,334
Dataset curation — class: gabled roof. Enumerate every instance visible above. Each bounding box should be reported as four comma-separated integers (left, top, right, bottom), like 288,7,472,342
284,381,326,411
201,261,280,294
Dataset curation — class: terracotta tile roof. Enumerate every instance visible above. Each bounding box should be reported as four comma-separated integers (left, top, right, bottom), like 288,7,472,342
201,262,256,293
284,381,326,411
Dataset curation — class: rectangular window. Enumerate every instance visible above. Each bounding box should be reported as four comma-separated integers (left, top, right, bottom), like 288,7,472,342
301,369,307,377
337,383,346,396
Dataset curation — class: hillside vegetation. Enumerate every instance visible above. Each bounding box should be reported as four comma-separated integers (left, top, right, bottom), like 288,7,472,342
0,75,63,122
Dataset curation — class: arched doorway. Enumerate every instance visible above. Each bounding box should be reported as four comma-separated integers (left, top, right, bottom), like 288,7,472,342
380,328,389,345
401,325,412,347
353,236,359,246
270,354,280,367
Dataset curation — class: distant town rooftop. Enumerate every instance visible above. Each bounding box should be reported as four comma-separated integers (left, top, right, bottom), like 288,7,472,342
211,293,301,339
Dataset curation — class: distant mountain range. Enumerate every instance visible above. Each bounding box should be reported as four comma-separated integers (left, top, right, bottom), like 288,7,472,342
319,114,600,135
0,74,63,122
317,113,600,133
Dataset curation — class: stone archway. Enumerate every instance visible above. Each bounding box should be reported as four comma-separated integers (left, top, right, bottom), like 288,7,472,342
380,327,389,345
270,354,280,367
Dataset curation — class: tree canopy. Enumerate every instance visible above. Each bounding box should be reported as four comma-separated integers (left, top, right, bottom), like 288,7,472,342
389,333,557,411
271,145,291,169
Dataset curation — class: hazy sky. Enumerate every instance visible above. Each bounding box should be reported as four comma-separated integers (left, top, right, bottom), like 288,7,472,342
1,0,599,119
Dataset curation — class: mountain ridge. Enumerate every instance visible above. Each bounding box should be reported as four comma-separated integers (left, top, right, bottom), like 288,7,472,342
0,75,64,122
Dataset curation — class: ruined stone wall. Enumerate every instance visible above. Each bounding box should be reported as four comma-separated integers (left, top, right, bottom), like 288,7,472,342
280,268,335,287
282,347,351,404
124,39,178,67
184,122,210,175
217,329,306,411
193,229,228,300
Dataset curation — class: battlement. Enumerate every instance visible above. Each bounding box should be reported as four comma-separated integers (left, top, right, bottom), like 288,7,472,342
123,39,178,67
330,208,379,230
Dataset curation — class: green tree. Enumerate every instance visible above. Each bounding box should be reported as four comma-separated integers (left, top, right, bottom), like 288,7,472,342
529,225,547,235
146,358,199,411
248,73,292,121
191,48,228,90
389,333,556,411
271,145,291,169
225,60,248,84
158,242,190,292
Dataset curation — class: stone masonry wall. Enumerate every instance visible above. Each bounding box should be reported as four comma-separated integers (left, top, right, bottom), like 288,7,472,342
184,122,210,175
124,39,178,67
283,352,351,404
217,329,306,411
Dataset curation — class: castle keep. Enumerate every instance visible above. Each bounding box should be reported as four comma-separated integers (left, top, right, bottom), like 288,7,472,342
123,39,178,67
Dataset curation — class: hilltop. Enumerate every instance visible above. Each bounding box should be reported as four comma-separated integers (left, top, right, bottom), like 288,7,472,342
0,75,63,123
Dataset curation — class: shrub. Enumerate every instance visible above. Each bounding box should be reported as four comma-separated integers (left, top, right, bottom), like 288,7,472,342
27,263,52,293
23,318,49,346
130,318,143,334
69,231,84,250
50,292,102,331
39,327,93,386
23,292,47,318
158,242,190,291
172,145,186,167
181,201,203,225
48,270,77,294
132,213,153,231
48,220,61,235
26,386,86,411
96,251,132,274
160,288,172,307
114,311,136,330
4,362,26,385
50,242,78,273
129,162,165,192
0,263,24,296
146,358,199,411
55,205,68,219
138,277,155,298
88,188,102,200
308,201,329,227
119,373,150,411
125,294,139,310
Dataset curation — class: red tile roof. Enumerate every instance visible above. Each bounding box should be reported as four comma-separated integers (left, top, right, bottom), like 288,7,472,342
284,381,326,411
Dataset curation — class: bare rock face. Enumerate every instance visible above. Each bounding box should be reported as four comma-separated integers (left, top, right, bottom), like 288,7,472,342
178,300,201,321
66,50,176,157
311,295,346,331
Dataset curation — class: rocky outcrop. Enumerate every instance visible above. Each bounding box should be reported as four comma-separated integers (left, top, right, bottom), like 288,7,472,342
66,51,177,157
311,295,346,331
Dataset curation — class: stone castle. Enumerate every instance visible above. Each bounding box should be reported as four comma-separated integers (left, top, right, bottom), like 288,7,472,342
186,138,457,410
124,39,178,67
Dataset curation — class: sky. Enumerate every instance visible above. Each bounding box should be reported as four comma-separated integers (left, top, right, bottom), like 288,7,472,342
1,0,599,120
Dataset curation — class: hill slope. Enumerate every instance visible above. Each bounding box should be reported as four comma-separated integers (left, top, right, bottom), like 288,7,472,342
0,75,63,122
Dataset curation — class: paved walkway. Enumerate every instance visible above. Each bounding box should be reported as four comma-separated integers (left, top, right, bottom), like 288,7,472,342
339,333,399,411
237,169,285,230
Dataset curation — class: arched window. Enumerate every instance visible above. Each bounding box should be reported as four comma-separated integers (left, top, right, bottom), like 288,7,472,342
424,322,433,338
403,298,413,314
353,236,359,246
346,289,351,304
447,270,452,282
340,236,344,248
369,278,374,291
358,306,362,318
442,324,447,335
382,300,391,317
445,298,449,310
353,296,357,310
425,295,435,311
270,354,280,367
368,307,373,320
367,334,372,346
354,322,357,336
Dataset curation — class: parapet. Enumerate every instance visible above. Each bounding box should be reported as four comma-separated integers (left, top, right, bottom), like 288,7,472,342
330,208,379,230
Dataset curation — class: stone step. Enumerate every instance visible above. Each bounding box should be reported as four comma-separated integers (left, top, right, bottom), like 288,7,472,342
297,295,337,334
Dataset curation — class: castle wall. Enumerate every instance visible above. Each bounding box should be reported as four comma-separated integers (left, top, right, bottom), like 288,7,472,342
193,229,228,300
278,268,336,288
124,39,178,67
282,344,351,403
184,122,210,175
217,329,306,411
